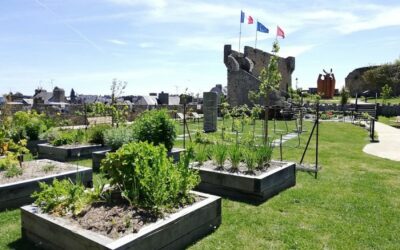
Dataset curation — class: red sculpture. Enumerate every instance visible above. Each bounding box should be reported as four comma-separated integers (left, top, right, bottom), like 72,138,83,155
317,69,335,99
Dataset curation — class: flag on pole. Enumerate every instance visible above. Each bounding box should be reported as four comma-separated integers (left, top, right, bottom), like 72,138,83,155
277,26,285,38
248,16,254,24
240,11,245,23
256,21,269,33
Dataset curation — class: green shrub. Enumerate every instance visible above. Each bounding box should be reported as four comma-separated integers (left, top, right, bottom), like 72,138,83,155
101,141,199,213
88,124,111,145
133,109,176,151
255,144,273,169
0,155,23,178
243,148,256,172
212,143,228,168
103,126,135,150
228,145,241,171
12,111,47,141
48,129,87,146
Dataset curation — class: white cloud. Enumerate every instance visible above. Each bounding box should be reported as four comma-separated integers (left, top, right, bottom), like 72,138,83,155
106,0,167,9
280,44,315,58
336,6,400,34
107,39,127,45
138,42,155,48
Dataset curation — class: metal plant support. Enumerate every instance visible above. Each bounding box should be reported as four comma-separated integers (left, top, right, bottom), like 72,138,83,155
298,102,320,179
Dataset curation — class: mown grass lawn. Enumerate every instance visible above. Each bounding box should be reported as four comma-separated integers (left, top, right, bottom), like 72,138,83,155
1,121,399,249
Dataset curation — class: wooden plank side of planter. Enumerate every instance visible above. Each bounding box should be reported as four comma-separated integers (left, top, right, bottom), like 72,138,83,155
38,143,107,162
21,192,221,250
0,167,92,211
194,161,296,202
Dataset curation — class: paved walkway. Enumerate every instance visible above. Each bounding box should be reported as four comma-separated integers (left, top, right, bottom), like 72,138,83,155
363,122,400,161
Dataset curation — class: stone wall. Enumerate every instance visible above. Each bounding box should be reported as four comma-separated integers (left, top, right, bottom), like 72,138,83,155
224,44,295,107
304,103,400,116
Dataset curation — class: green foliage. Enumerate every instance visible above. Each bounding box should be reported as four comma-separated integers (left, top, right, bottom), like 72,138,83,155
10,111,47,141
243,148,256,172
0,154,23,178
195,144,209,165
259,41,282,99
103,126,135,150
340,86,350,106
255,144,273,169
41,164,56,173
4,164,23,178
46,129,87,146
228,145,241,171
212,143,228,168
363,59,400,97
133,109,176,151
381,84,393,104
87,124,111,145
32,179,96,216
101,141,199,213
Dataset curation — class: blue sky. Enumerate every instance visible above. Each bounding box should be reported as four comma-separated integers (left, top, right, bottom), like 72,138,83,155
1,0,400,96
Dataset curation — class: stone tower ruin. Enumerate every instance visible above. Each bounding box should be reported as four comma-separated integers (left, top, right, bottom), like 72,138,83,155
224,45,295,107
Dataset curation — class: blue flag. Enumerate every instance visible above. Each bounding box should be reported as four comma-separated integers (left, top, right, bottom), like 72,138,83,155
257,21,269,33
240,11,245,23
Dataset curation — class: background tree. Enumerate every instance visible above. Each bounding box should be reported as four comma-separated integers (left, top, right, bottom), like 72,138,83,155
110,79,127,127
258,41,282,144
363,58,400,97
381,84,392,104
340,86,350,120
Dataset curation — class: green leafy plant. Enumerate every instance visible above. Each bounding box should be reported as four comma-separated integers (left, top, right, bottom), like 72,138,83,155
42,164,56,173
87,124,112,145
255,144,273,169
101,141,199,213
103,126,135,150
5,164,23,178
0,154,22,178
133,109,176,151
212,143,228,168
195,144,209,165
381,84,392,104
243,148,256,173
228,145,241,171
32,179,94,216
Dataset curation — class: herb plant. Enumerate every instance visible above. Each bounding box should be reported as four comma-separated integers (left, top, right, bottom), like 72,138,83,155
229,145,241,171
101,141,199,213
243,148,256,173
213,143,228,168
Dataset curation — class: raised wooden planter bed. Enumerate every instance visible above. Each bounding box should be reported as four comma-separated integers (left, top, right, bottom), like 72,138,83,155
38,143,108,162
21,191,221,250
92,147,186,172
193,161,296,202
0,160,92,211
26,139,47,155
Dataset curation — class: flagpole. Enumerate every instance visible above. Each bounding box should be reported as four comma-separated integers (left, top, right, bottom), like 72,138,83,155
239,20,242,52
255,19,258,48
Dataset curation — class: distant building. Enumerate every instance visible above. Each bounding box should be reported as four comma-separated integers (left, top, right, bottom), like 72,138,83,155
135,96,158,106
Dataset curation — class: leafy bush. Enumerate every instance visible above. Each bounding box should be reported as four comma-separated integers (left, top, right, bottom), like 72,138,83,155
32,179,96,216
103,126,135,150
0,154,23,178
133,109,176,151
87,124,111,145
46,129,87,146
101,141,199,213
11,111,47,141
212,143,228,168
228,145,241,171
255,144,273,169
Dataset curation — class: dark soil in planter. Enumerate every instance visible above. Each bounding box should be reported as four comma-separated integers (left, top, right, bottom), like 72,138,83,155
197,160,286,176
0,159,79,185
59,195,204,240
